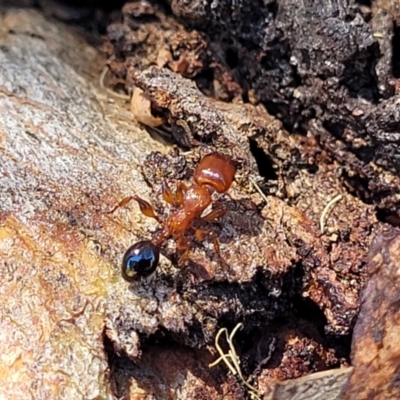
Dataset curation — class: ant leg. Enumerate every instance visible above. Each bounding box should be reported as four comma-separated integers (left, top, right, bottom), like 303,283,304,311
108,196,135,213
197,228,230,277
194,228,206,242
178,248,191,267
162,181,188,206
109,195,160,223
194,227,223,264
175,182,188,206
162,180,176,206
175,234,191,266
201,204,228,222
133,195,161,223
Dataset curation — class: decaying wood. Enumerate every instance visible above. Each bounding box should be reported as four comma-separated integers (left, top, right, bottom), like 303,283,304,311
264,367,353,400
168,0,400,214
108,0,400,214
342,226,400,399
124,65,377,337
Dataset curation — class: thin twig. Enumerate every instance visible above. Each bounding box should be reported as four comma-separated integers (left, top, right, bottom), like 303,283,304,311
320,194,343,233
250,177,269,203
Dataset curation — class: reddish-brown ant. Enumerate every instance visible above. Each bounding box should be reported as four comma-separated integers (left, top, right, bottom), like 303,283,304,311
118,152,236,281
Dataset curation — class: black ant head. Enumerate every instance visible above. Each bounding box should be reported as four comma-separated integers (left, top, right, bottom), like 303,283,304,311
121,240,160,281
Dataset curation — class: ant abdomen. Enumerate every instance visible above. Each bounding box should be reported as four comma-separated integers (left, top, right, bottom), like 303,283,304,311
121,240,160,281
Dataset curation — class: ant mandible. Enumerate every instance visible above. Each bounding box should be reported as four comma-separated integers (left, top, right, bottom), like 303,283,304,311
119,152,236,281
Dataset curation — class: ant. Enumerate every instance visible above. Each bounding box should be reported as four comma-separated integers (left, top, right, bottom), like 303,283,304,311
118,152,237,282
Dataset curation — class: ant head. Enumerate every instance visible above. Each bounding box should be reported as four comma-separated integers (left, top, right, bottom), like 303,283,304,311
121,240,160,281
194,153,236,193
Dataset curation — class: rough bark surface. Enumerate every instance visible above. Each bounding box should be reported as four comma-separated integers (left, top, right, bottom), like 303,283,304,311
0,6,167,399
342,226,400,400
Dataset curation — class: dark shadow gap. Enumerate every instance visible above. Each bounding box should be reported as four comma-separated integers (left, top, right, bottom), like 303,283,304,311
355,0,372,6
392,22,400,78
249,139,278,180
376,208,400,226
